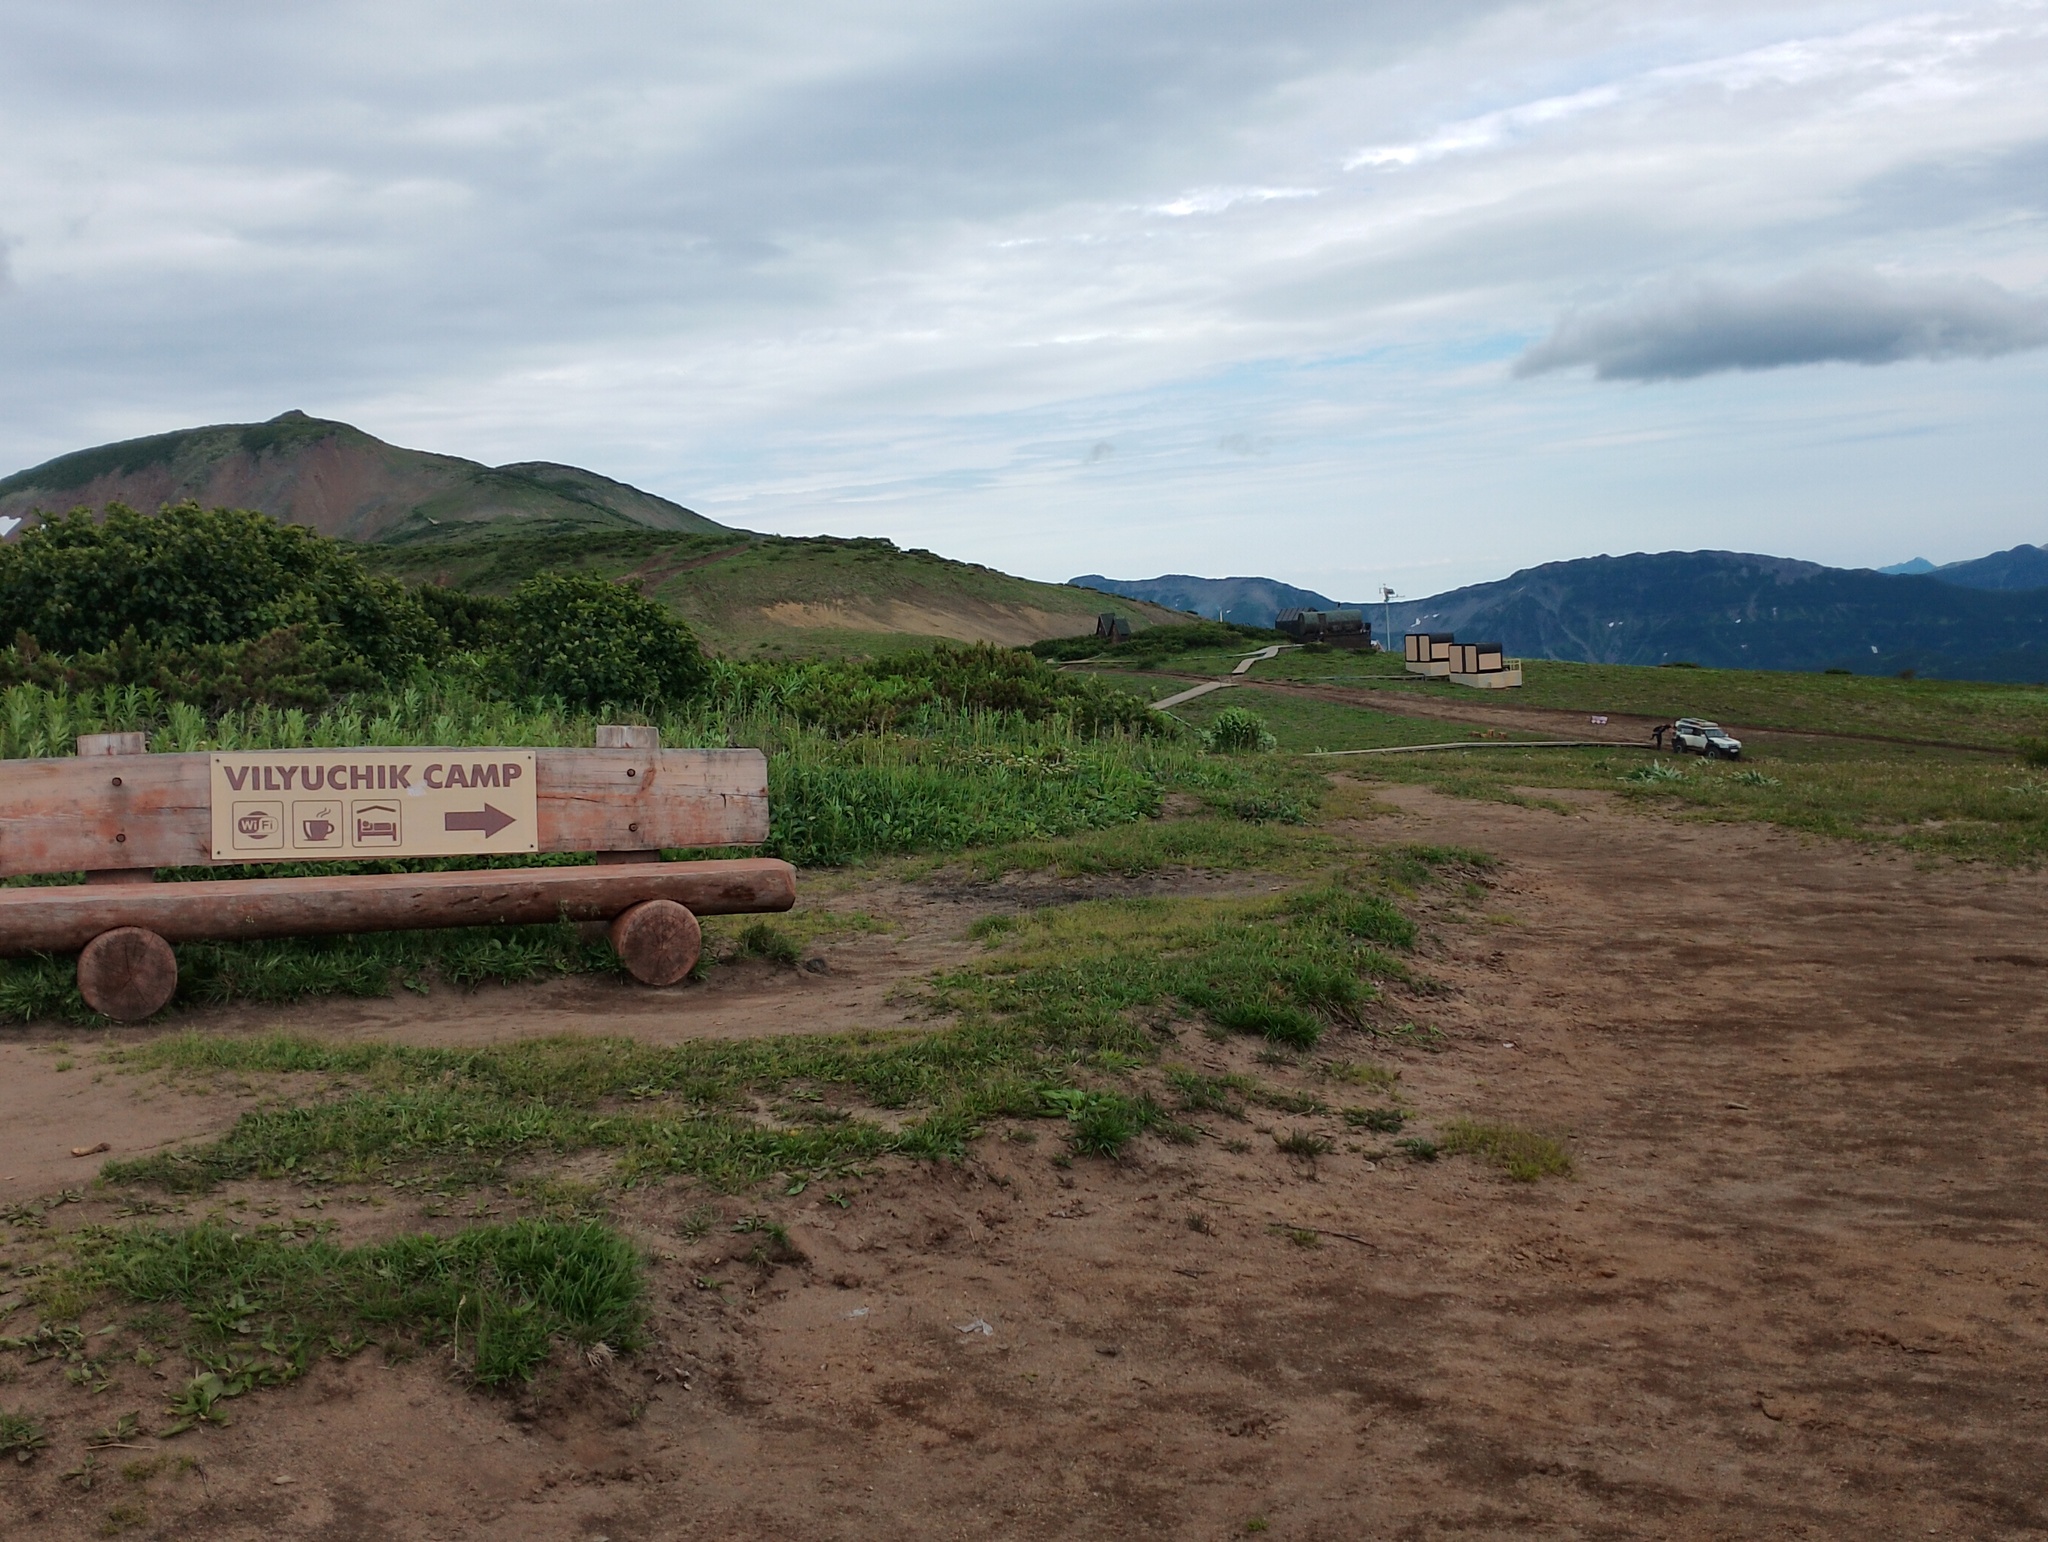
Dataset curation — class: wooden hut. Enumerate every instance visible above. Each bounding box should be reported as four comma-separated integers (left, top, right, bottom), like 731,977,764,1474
1404,632,1456,676
1448,640,1521,689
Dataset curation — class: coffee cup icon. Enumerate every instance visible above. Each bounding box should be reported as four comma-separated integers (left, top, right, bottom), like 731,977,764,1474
302,817,335,842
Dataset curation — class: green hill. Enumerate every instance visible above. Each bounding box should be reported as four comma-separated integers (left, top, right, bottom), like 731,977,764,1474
357,522,1190,656
0,411,726,543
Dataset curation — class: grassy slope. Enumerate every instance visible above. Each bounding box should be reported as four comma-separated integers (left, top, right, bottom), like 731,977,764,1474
1113,646,2048,752
359,524,1190,654
1126,667,2048,863
0,414,725,540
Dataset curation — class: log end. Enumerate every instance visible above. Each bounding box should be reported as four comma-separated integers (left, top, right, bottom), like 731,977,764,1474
78,927,178,1021
609,899,702,987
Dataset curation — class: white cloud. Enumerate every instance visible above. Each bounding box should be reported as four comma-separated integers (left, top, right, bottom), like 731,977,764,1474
1150,186,1322,217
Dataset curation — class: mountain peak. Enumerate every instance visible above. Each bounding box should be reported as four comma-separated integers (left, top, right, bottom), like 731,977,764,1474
0,416,726,544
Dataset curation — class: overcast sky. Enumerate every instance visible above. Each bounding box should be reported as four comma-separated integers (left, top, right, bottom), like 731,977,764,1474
2,1,2044,598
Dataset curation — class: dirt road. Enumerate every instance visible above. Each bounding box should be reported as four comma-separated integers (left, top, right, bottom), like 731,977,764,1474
4,790,2046,1538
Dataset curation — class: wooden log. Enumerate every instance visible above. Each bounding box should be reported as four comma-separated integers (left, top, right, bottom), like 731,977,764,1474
0,858,794,956
609,899,702,986
77,927,178,1021
0,748,770,878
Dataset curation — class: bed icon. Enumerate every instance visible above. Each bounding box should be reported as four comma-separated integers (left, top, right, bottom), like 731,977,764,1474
351,801,402,846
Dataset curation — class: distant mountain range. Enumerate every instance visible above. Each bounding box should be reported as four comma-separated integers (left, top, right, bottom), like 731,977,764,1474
1877,544,2048,591
0,411,727,544
1083,543,2048,681
1397,549,2048,681
1070,573,1361,626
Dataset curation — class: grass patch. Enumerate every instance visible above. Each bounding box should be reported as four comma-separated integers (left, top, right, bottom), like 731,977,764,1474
65,1218,642,1389
0,921,617,1026
1354,736,2048,864
1439,1120,1573,1181
954,816,1335,881
935,889,1413,1053
1042,1088,1170,1158
1239,650,2048,751
104,879,1421,1192
1342,1106,1406,1133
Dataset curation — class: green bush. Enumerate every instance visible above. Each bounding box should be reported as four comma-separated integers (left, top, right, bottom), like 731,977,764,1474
716,642,1164,739
0,503,441,674
417,584,510,652
500,571,709,708
0,624,381,711
1205,707,1270,753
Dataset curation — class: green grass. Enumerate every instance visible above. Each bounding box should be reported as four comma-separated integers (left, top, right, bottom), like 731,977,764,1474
358,526,1186,655
66,1217,643,1388
0,921,619,1026
938,888,1413,1053
1348,732,2048,863
946,812,1333,882
1238,650,2048,752
1438,1119,1573,1181
102,870,1428,1193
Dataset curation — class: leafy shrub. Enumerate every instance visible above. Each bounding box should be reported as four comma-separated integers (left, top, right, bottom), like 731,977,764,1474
500,571,709,708
721,643,1163,739
0,1408,46,1461
0,503,440,673
1622,760,1686,785
1342,1106,1406,1132
1205,707,1271,753
0,624,381,711
417,585,510,652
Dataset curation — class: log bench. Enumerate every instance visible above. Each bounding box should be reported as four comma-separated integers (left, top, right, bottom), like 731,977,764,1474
0,725,795,1021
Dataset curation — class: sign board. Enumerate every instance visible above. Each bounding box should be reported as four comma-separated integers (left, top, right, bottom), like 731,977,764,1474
208,750,539,861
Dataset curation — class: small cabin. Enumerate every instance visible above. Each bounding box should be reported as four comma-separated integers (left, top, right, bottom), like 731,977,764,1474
1404,631,1456,675
1094,613,1131,642
1449,640,1520,689
1449,642,1508,674
1410,632,1520,686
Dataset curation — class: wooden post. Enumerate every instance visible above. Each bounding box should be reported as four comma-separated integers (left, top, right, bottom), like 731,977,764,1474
74,732,177,1017
594,724,662,865
77,732,156,886
608,898,702,986
77,925,178,1021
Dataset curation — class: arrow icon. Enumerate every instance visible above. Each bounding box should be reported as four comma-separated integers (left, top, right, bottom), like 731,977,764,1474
445,804,516,839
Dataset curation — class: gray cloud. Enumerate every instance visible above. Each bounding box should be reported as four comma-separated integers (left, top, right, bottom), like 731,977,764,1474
1515,268,2048,381
2,3,2048,594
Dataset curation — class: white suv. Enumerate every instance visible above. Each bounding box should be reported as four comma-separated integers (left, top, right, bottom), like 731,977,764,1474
1671,718,1743,759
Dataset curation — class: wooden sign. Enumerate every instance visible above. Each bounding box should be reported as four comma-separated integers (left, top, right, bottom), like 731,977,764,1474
0,746,769,878
209,750,540,859
0,729,793,1018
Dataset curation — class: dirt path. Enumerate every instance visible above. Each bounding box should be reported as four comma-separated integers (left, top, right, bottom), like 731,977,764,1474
4,795,2046,1538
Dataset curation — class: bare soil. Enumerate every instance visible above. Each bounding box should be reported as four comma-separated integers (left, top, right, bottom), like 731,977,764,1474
4,789,2046,1539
